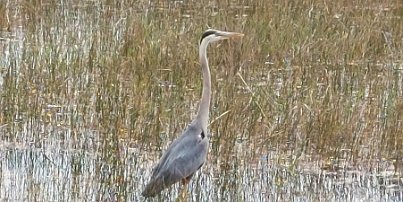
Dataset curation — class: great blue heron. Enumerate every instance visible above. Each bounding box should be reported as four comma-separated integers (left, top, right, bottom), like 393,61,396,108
142,29,244,197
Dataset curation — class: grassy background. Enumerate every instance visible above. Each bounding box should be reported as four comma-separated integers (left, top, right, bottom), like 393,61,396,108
1,0,402,162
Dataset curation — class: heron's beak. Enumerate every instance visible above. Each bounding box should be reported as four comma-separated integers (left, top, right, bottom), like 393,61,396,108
217,31,244,39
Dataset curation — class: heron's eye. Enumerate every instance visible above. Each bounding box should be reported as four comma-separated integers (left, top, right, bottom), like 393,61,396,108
200,30,217,43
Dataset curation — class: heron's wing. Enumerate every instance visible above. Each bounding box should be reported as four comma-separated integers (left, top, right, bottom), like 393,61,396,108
142,125,208,197
162,134,209,185
151,123,204,176
142,136,207,197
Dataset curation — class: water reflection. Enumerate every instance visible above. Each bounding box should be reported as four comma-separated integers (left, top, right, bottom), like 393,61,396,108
1,142,402,201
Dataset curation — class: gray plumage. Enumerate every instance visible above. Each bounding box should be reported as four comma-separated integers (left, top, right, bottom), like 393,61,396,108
142,29,244,198
142,121,207,197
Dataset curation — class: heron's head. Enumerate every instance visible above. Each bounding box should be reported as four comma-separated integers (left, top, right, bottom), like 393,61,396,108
199,29,244,44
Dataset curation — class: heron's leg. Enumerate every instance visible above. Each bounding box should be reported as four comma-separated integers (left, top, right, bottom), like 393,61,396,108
182,174,193,184
176,185,188,202
176,175,193,202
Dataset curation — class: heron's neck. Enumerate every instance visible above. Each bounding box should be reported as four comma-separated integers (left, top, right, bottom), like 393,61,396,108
196,43,211,128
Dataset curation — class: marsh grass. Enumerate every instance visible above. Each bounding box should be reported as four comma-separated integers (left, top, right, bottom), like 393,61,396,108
0,0,402,201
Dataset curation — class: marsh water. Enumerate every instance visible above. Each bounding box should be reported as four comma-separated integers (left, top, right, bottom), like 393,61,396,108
1,1,402,201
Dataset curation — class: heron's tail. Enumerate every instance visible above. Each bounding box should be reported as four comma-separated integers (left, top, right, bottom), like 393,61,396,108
142,177,167,198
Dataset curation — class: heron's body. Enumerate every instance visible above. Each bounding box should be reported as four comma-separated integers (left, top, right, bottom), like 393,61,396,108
142,121,208,197
142,29,243,198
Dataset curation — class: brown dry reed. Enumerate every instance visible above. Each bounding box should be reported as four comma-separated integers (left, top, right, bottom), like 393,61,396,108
0,1,402,197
